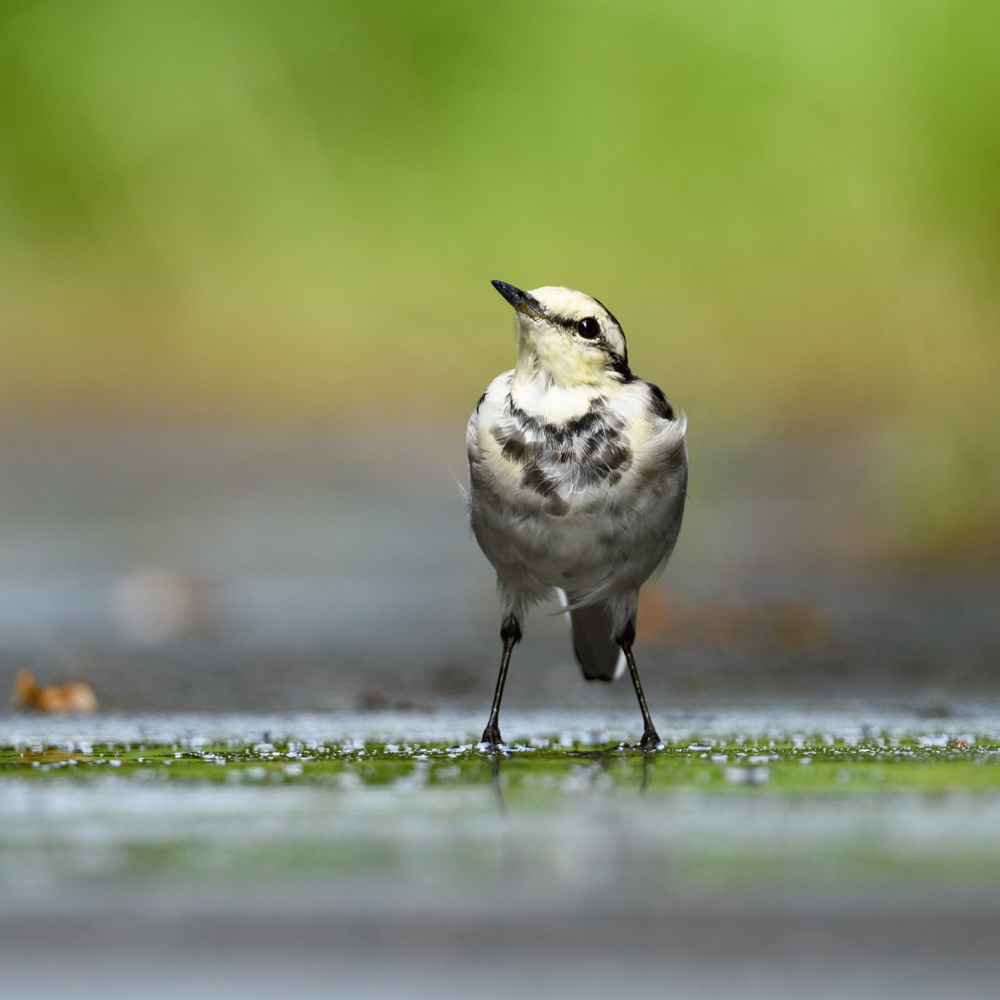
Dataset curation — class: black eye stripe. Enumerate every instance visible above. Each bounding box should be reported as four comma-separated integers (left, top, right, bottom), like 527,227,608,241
536,305,630,374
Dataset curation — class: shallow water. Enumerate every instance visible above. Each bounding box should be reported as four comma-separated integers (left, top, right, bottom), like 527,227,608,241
5,709,1000,998
1,430,998,997
4,708,1000,893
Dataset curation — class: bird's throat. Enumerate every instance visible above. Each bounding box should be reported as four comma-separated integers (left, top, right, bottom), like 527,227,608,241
510,360,606,425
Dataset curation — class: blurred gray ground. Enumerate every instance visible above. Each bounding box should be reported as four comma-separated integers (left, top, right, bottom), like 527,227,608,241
0,425,996,714
4,890,1000,1000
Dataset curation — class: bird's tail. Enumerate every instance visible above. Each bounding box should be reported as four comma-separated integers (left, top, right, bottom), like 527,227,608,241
558,591,626,682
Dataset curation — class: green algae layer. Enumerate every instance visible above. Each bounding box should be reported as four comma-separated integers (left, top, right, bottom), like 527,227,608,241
4,735,1000,795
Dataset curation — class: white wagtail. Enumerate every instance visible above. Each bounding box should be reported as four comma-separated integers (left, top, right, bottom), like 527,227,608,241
467,281,688,749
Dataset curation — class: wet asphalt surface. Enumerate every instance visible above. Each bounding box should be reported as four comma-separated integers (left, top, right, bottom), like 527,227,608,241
1,426,998,998
0,426,996,715
5,705,1000,1000
5,890,1000,1000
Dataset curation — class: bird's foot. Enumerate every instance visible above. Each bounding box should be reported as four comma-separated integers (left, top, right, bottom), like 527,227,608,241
480,723,504,749
640,728,663,751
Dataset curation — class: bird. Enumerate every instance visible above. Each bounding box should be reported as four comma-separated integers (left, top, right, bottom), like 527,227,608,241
467,281,687,750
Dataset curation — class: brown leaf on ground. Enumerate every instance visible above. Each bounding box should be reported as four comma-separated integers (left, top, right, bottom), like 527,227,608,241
11,671,98,714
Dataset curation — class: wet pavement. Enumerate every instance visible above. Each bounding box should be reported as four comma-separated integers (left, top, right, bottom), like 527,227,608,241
1,427,998,997
0,426,996,714
5,892,1000,1000
4,709,1000,998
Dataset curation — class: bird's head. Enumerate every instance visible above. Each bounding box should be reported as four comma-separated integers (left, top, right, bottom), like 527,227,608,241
492,280,631,390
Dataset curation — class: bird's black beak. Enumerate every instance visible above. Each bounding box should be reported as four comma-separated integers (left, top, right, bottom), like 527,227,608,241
492,280,540,314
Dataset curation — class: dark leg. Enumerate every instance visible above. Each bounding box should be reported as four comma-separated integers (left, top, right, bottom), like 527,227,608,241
617,619,661,751
481,613,522,747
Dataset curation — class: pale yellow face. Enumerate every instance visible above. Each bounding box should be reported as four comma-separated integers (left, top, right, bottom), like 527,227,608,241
511,285,629,389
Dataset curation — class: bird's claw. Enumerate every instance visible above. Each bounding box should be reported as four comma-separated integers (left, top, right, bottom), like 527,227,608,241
480,724,504,749
640,728,663,751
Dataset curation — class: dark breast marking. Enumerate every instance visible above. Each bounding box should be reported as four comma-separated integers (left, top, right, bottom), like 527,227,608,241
521,464,570,516
578,436,632,488
601,441,631,470
502,435,527,461
490,425,541,465
493,395,634,513
506,398,607,445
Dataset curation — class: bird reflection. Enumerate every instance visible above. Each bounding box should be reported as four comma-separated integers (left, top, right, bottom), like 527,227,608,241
487,752,507,815
487,746,656,814
640,752,655,795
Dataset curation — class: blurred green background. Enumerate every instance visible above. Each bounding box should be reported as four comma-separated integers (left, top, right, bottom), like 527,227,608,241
0,0,997,561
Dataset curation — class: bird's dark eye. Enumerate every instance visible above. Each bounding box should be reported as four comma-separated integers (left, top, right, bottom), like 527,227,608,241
577,317,601,339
